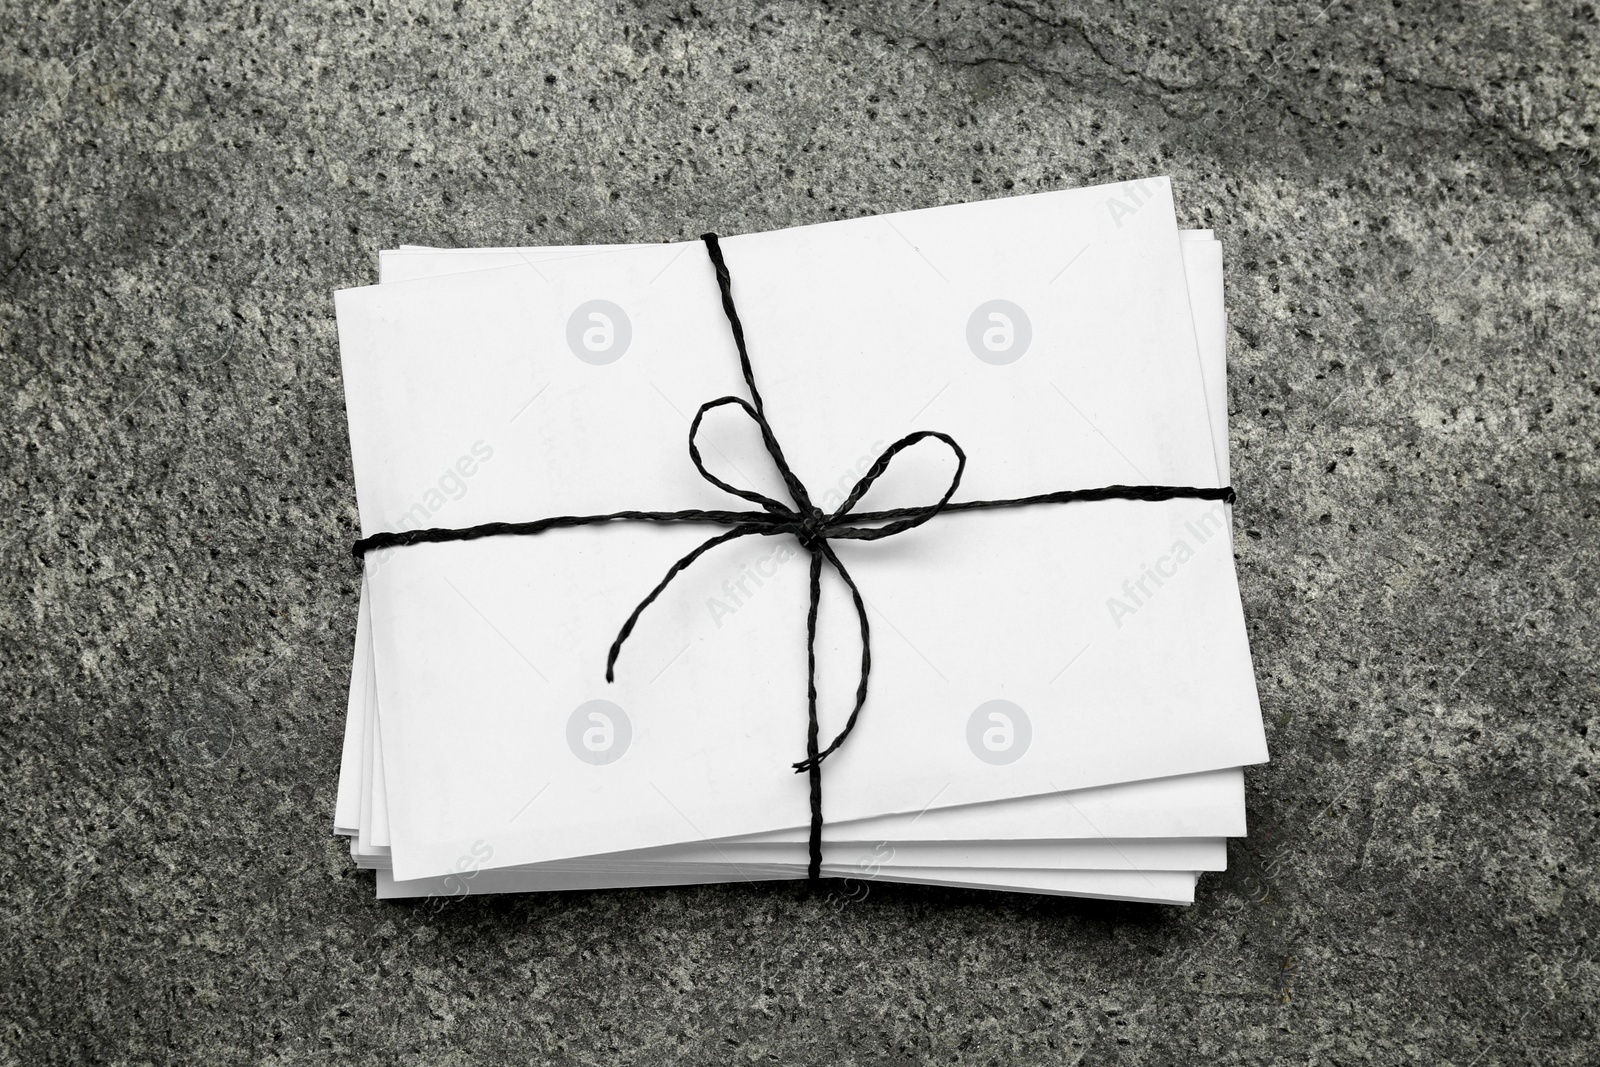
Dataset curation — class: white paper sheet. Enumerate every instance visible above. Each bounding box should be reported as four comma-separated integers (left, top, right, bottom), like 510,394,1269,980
340,181,1260,895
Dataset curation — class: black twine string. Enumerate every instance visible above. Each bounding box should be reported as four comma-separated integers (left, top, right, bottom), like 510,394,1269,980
352,232,1237,883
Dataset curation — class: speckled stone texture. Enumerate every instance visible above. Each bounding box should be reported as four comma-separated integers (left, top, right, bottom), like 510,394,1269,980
2,0,1597,1063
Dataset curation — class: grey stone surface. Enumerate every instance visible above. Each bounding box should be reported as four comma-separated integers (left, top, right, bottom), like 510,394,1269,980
2,0,1596,1062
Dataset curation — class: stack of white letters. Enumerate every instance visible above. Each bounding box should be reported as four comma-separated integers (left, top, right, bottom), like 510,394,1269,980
332,176,1268,906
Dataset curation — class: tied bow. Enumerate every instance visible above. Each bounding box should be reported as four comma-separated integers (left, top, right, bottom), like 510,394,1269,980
604,240,969,879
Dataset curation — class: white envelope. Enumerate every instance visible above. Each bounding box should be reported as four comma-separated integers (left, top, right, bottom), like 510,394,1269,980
339,232,1244,856
341,236,1235,907
337,185,1260,883
335,226,1242,904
